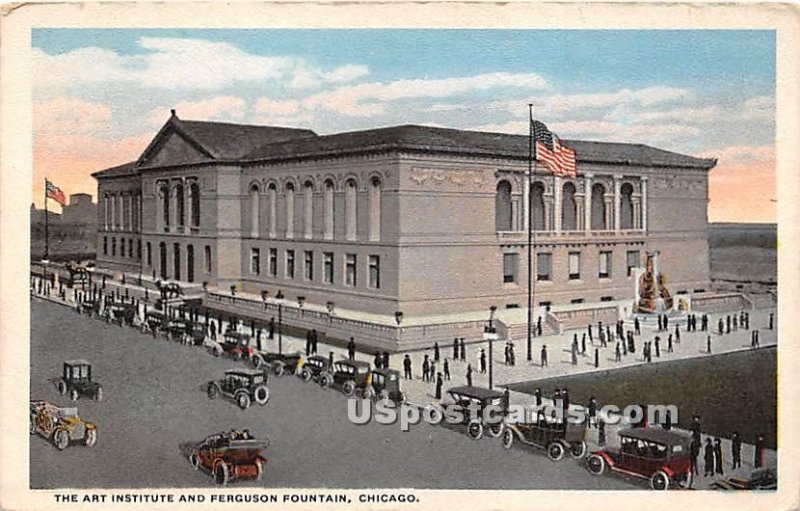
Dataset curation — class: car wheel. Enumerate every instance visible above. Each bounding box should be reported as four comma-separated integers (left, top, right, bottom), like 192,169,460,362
70,389,79,402
213,346,222,357
237,392,251,410
501,428,514,449
361,386,375,400
207,383,220,400
587,454,605,475
189,454,200,470
254,458,264,481
57,381,67,395
467,421,484,440
301,368,311,381
343,380,356,397
487,422,505,438
94,387,103,402
651,470,670,491
214,461,230,486
252,355,263,369
547,441,565,462
273,362,285,377
254,385,270,406
570,441,588,459
397,391,407,406
320,374,333,389
83,428,97,447
53,429,70,450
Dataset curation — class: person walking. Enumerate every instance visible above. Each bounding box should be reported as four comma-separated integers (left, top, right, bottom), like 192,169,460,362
668,334,673,353
466,363,473,386
268,317,275,340
422,355,430,382
382,351,390,369
718,317,724,335
674,324,681,343
664,315,669,331
707,335,712,354
305,329,313,354
460,338,467,361
571,342,578,366
615,342,621,362
726,315,731,334
373,351,382,369
731,432,742,469
587,324,594,343
594,348,599,368
434,342,440,362
504,343,510,365
691,438,701,475
714,438,725,475
754,330,760,348
347,337,356,361
311,329,319,354
704,439,715,477
509,342,516,366
541,345,548,367
403,354,412,380
588,396,598,428
443,358,451,380
435,372,443,400
581,333,587,355
635,316,641,336
209,321,217,341
655,336,661,358
430,359,437,383
768,312,774,330
702,313,708,332
658,314,663,332
479,349,487,374
453,337,459,360
754,433,765,468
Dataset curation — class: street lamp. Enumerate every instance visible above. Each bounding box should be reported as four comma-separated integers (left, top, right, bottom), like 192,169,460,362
483,305,499,389
394,311,404,326
275,290,285,354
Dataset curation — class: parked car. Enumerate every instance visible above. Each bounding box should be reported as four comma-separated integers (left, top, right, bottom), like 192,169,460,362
710,468,777,490
501,416,587,461
429,386,509,440
52,360,102,402
368,368,407,405
164,318,205,344
182,430,269,486
210,332,255,361
586,427,693,490
298,355,331,382
207,369,270,410
252,350,304,376
30,400,97,450
103,301,137,326
319,360,374,398
77,299,99,317
142,310,167,336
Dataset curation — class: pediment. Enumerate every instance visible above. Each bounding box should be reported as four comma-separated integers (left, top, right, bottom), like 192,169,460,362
138,124,215,168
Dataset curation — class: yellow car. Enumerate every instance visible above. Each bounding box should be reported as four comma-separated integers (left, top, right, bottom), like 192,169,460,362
30,400,97,450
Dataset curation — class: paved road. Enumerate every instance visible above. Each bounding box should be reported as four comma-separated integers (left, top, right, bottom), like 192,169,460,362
30,298,638,490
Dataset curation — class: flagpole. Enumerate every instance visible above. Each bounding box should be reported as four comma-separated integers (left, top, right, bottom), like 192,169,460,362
44,178,49,262
526,104,534,362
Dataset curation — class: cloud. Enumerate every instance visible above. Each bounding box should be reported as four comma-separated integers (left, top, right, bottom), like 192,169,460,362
146,96,247,127
33,98,113,136
705,145,775,222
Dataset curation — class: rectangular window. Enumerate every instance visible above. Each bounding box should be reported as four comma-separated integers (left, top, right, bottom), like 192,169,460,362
600,296,615,302
146,242,152,266
128,239,134,258
345,253,357,287
568,252,581,280
323,252,334,284
112,238,117,256
137,240,142,260
626,250,640,277
369,255,381,289
599,251,612,279
103,237,108,256
205,245,212,273
537,253,552,281
506,303,520,309
571,298,585,304
503,253,518,284
268,248,277,277
539,301,552,307
304,251,314,281
286,250,295,279
250,248,260,275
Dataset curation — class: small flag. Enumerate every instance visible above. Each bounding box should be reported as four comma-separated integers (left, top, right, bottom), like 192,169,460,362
531,120,577,178
46,179,67,206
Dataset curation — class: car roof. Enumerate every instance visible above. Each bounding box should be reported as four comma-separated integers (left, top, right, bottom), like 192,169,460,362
335,359,372,369
225,332,250,339
64,359,91,366
447,385,505,400
224,369,266,377
372,367,400,377
618,427,692,447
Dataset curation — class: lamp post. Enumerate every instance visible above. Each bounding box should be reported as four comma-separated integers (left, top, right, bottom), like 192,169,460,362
275,290,285,354
483,305,498,389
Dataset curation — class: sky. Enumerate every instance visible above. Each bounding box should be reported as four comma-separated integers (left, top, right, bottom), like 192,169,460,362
31,29,776,222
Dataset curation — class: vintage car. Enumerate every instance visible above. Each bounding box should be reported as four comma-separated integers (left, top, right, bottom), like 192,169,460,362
429,386,509,440
183,430,269,486
103,301,137,326
368,368,407,405
319,360,374,398
586,427,694,490
30,400,97,450
252,350,304,376
142,310,167,336
710,468,777,491
210,332,255,361
298,355,331,382
77,298,100,317
207,369,270,410
501,416,588,461
53,360,103,402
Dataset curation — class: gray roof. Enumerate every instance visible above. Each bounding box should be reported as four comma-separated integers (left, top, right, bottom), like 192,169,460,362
618,427,692,447
64,359,91,366
176,119,316,160
90,161,138,179
447,385,506,400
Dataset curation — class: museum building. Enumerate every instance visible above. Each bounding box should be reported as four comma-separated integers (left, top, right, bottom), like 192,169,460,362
92,111,716,347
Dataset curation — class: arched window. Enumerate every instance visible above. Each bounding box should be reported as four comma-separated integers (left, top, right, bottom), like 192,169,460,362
591,183,607,230
562,182,577,231
249,184,260,237
345,179,357,240
175,183,185,228
190,183,200,228
303,181,314,239
267,183,277,238
531,182,546,231
495,180,513,231
160,183,170,232
103,194,109,230
159,242,167,279
285,182,295,239
118,194,124,230
187,245,194,283
109,193,116,231
620,183,634,230
324,180,334,240
173,243,181,281
369,177,382,241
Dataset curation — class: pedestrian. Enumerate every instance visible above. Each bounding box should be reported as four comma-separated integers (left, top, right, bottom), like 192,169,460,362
453,337,459,360
732,314,738,331
572,343,578,366
479,349,487,373
655,336,661,358
605,326,612,347
536,316,542,336
209,321,217,341
690,438,701,475
534,387,543,421
403,354,412,379
668,334,673,353
769,312,774,330
704,439,715,476
588,396,597,428
509,342,516,366
466,363,473,386
434,341,440,362
664,315,669,331
707,335,712,354
598,417,606,446
435,372,443,399
311,329,318,354
593,348,599,368
718,318,724,335
750,331,756,349
714,438,725,475
373,351,382,369
460,338,466,361
504,343,510,365
581,333,587,355
422,355,430,382
731,432,742,469
587,324,593,343
255,329,262,351
305,329,313,354
268,317,275,339
541,344,548,367
691,415,702,442
754,433,765,467
702,314,708,332
658,314,663,332
382,351,390,369
615,342,621,362
635,316,641,335
347,337,356,361
726,315,731,334
674,324,680,343
663,409,672,430
443,358,451,380
598,321,604,344
754,330,760,348
430,359,437,382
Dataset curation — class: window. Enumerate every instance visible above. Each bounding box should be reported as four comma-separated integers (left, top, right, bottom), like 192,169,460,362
345,179,357,240
250,184,260,237
303,181,313,239
591,183,607,230
537,253,552,281
601,296,614,302
599,251,612,279
187,245,194,282
161,183,170,232
176,183,185,228
204,245,212,273
128,239,133,258
626,250,641,277
286,250,295,279
146,242,152,266
571,298,584,304
160,242,168,279
369,177,381,241
369,255,381,289
345,254,357,286
190,182,200,227
531,182,546,231
323,252,334,284
267,184,277,238
503,253,518,284
495,180,513,231
539,301,552,307
568,252,581,280
304,251,314,280
103,236,108,256
173,243,181,280
323,180,334,240
269,248,277,277
694,288,706,293
506,304,520,309
112,237,116,256
562,182,577,230
137,240,142,260
620,183,634,229
250,248,261,275
285,183,295,238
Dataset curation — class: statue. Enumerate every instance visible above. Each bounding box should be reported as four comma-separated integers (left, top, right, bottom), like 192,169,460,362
636,251,673,313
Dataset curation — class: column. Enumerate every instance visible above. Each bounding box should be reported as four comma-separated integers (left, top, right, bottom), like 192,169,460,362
103,195,108,231
118,194,125,230
185,182,192,235
110,194,116,231
523,170,530,232
613,174,622,232
128,193,133,232
641,176,648,232
584,173,593,233
170,182,178,233
553,175,562,234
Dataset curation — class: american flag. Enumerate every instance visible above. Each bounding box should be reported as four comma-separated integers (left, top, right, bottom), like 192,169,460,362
46,179,67,206
531,119,577,178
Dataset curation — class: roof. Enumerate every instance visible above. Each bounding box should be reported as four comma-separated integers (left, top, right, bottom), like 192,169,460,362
334,359,372,369
447,385,506,400
176,119,316,160
224,369,267,377
372,367,401,376
90,160,138,179
64,359,91,366
618,427,692,446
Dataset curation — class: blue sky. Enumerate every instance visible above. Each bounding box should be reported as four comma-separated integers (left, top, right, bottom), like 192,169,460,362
31,29,776,221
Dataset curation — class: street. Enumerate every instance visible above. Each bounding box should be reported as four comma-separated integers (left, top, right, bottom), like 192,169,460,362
30,298,637,490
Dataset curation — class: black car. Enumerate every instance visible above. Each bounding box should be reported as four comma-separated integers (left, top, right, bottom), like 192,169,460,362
430,386,509,439
298,355,331,382
103,301,137,326
207,369,270,410
369,368,407,405
319,360,374,398
253,351,304,376
53,360,103,402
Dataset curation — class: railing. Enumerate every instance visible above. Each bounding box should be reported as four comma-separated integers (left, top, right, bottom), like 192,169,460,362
497,229,645,242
